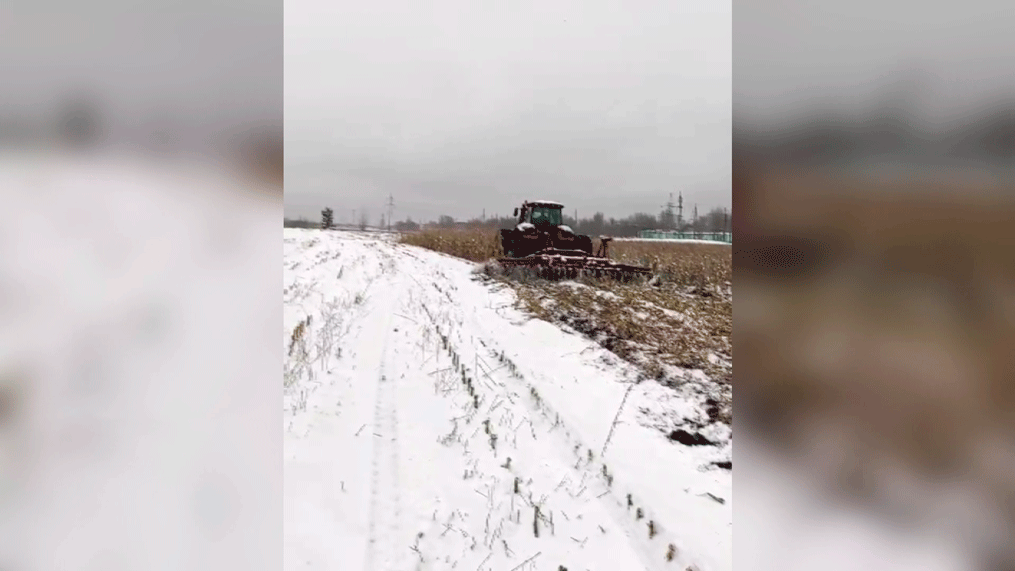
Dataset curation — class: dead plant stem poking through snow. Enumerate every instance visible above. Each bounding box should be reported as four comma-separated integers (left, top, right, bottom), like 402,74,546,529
596,381,629,458
509,551,542,571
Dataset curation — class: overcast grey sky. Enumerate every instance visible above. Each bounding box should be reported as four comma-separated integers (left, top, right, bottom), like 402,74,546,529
284,0,731,224
734,0,1015,128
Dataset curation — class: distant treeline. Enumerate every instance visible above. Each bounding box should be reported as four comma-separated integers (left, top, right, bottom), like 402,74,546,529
286,206,731,238
412,208,730,238
283,217,319,229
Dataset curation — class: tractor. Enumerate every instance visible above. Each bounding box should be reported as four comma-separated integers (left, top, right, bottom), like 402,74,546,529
495,200,651,281
499,200,594,258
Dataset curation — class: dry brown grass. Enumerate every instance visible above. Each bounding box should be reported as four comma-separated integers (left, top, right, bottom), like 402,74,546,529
511,279,731,423
737,168,1015,549
400,228,734,424
399,228,503,261
515,279,731,371
609,240,732,290
400,228,732,290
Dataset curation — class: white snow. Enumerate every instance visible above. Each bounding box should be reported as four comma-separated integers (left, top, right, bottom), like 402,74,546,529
0,155,281,571
284,229,732,571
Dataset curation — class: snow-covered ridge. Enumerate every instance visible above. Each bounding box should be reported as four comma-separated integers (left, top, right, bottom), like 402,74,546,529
284,229,732,571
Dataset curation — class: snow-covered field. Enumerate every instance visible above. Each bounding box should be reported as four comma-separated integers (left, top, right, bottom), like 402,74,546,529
283,229,732,571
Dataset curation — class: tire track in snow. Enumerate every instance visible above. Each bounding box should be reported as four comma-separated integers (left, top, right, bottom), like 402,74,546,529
363,273,406,571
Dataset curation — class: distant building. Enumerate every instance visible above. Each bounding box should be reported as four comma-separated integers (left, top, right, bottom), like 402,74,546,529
637,229,732,243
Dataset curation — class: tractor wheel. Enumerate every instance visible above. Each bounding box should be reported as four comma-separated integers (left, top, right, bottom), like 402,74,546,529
577,235,594,256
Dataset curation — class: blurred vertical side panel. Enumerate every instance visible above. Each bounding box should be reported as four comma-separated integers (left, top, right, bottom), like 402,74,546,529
735,1,1015,570
0,0,282,570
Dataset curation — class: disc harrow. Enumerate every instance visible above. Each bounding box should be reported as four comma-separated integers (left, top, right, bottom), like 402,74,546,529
495,248,652,282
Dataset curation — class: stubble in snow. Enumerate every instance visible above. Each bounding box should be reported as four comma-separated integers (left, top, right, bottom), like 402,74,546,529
284,229,732,571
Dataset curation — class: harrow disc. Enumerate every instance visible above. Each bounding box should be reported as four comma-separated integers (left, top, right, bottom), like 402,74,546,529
494,252,651,283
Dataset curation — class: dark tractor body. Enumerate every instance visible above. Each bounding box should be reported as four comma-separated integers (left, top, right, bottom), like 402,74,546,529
495,200,651,282
499,200,593,258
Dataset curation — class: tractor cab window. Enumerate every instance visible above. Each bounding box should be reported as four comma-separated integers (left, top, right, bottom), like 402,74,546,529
528,206,562,225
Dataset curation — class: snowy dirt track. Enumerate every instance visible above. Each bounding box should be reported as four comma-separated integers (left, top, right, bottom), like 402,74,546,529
284,229,731,571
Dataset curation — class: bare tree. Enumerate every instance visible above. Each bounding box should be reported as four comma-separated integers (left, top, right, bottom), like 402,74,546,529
321,207,334,229
395,217,420,231
702,207,728,232
358,210,369,231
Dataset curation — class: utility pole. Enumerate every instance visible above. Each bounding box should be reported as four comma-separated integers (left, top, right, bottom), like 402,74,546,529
386,194,394,232
667,192,673,230
677,193,684,232
693,204,698,238
662,192,676,231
